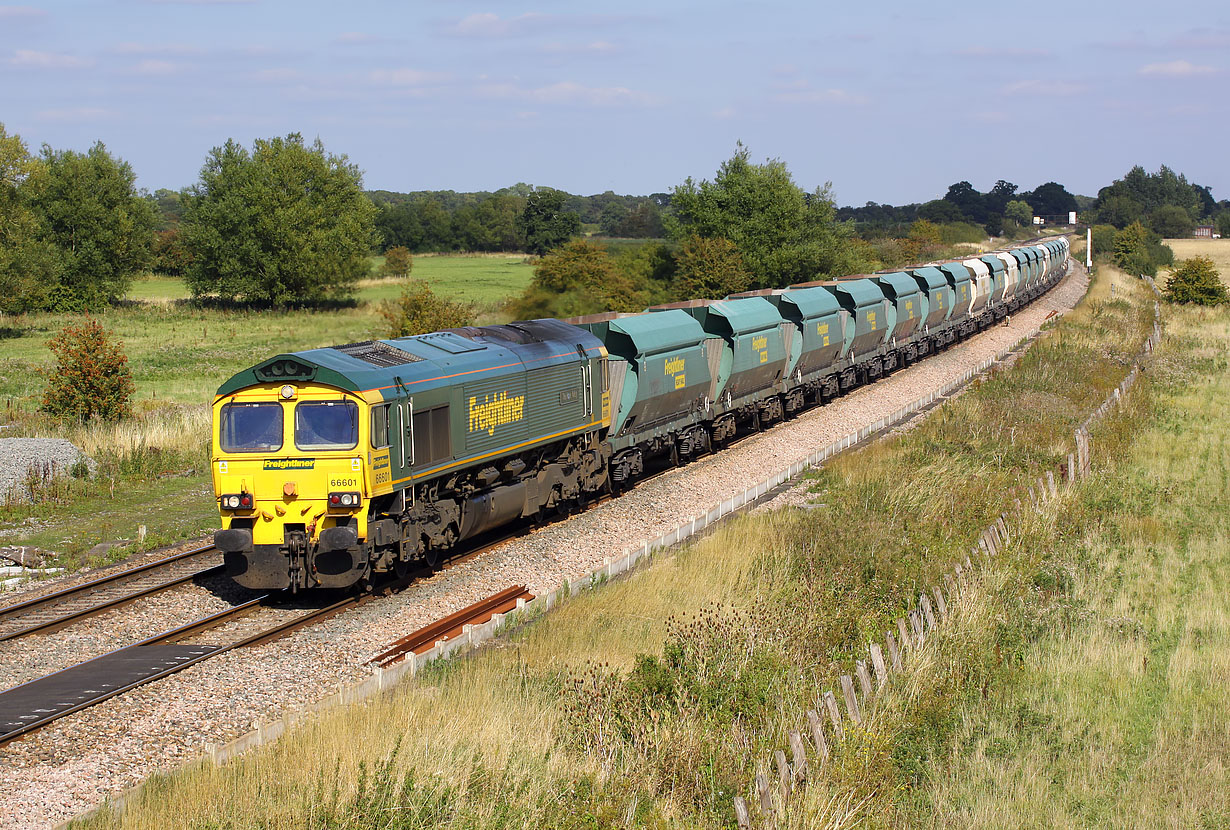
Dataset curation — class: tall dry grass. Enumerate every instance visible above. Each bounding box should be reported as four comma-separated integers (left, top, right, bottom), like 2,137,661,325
914,287,1230,826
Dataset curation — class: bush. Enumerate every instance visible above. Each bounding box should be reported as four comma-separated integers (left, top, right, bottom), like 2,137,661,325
41,318,135,421
379,280,472,337
508,239,651,319
1164,255,1227,305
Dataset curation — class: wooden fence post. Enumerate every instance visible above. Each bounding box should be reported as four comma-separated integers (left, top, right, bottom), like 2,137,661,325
869,642,888,687
920,594,937,630
932,585,948,617
896,618,912,652
789,730,808,784
756,772,773,818
823,691,845,741
855,661,874,700
1046,470,1058,498
886,630,903,672
734,797,751,830
775,749,791,795
840,674,862,723
806,709,830,763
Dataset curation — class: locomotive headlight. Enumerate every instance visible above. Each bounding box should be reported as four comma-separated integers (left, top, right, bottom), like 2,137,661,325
327,491,361,510
279,384,296,400
221,493,254,510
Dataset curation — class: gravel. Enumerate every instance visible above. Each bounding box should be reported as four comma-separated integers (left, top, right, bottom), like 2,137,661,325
0,439,95,505
0,265,1088,829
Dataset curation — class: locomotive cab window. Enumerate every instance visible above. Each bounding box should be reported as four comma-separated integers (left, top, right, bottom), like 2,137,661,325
219,402,283,453
370,404,391,449
412,406,451,466
295,401,358,451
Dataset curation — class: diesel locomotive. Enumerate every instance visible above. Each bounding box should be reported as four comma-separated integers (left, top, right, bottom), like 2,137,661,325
212,237,1070,590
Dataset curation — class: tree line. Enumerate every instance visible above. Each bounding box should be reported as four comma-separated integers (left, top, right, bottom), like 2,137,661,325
1,118,1225,317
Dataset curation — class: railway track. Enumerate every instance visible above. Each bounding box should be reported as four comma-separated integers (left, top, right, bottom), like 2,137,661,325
0,544,224,643
0,587,373,746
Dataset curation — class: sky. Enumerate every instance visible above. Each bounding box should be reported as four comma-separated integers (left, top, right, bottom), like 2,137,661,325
2,1,1226,206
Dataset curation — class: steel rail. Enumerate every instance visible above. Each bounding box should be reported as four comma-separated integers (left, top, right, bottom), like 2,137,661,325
371,584,533,668
0,562,226,643
0,544,220,631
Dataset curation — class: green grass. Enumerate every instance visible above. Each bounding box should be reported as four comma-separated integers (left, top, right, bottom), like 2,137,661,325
126,254,536,308
911,298,1230,828
357,254,534,306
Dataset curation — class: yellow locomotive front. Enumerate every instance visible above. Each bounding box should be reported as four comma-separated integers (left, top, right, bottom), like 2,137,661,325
212,378,379,591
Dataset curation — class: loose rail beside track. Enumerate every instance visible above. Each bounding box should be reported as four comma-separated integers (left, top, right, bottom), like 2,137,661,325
370,585,534,668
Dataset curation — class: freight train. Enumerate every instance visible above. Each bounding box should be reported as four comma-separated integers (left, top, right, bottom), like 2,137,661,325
212,237,1070,590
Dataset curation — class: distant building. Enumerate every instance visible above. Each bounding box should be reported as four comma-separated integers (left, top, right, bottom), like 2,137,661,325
1194,225,1215,238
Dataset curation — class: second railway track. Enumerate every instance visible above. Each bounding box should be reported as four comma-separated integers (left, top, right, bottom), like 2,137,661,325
0,544,224,643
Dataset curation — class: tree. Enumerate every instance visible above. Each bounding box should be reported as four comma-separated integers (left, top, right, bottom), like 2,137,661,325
1004,200,1033,227
1021,182,1078,218
1148,204,1195,238
181,134,377,304
598,201,631,236
672,235,751,300
1094,164,1203,227
616,200,667,238
669,143,868,288
0,123,58,313
942,181,985,223
41,318,135,421
151,228,191,276
379,280,472,336
518,188,581,255
1096,193,1144,228
380,246,412,278
29,141,155,310
985,180,1018,216
918,199,964,224
1164,256,1226,305
983,212,1003,237
1217,212,1230,239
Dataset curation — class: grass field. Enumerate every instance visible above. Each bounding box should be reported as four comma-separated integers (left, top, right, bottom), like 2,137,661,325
0,254,534,561
916,284,1230,827
71,268,1181,829
1164,237,1230,283
126,253,536,308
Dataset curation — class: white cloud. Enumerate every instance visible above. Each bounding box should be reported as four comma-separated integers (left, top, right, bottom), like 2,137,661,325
772,87,867,106
10,49,92,68
335,32,389,44
252,67,301,83
476,80,661,108
450,12,552,37
1003,79,1086,96
368,67,451,87
447,12,652,38
0,6,45,19
1139,60,1216,77
113,42,204,56
541,40,619,56
130,59,180,75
